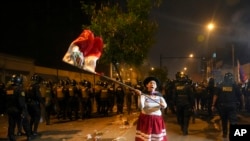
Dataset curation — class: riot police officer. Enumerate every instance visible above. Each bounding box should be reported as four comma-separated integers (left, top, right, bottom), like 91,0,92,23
99,81,109,116
173,72,195,136
115,84,125,114
206,77,216,121
107,82,116,113
55,80,68,120
79,80,92,119
212,72,243,138
6,74,32,141
26,74,44,136
43,80,54,125
67,79,80,120
164,79,175,114
0,82,6,115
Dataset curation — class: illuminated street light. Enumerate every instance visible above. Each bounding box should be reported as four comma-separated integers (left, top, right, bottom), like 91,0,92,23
207,23,215,31
189,54,194,58
206,22,216,79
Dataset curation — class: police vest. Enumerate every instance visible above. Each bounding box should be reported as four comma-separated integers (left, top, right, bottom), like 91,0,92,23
56,86,64,98
116,87,124,94
219,84,238,104
81,87,89,98
40,85,46,98
69,86,74,97
100,88,108,99
175,83,190,104
45,88,52,105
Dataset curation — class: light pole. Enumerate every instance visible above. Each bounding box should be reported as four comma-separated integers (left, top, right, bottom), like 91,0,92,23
206,22,215,78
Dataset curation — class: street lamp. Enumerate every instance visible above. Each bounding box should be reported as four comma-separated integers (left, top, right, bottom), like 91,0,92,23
206,22,216,78
159,54,204,80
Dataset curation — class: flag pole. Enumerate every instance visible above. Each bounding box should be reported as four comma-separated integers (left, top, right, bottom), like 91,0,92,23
94,72,164,106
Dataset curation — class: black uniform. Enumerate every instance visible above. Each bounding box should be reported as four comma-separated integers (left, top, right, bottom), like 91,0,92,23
0,82,6,115
79,80,92,119
107,83,116,113
67,80,80,120
164,79,175,114
55,80,68,120
206,78,216,120
26,74,44,136
173,72,195,136
43,81,54,125
115,85,125,114
6,74,32,141
99,82,109,116
212,72,242,138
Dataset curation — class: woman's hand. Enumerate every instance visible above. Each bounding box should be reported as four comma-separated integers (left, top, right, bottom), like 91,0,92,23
134,89,142,95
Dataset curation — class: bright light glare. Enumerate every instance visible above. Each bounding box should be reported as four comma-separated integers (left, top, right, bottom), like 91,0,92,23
207,23,214,31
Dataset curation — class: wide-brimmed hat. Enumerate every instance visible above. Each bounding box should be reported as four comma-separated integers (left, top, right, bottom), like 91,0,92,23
143,76,160,87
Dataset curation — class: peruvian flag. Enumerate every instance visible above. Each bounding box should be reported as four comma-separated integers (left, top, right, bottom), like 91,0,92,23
62,29,103,73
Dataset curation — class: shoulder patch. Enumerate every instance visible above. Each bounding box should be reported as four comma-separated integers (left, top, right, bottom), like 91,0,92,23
21,91,25,96
6,90,14,95
176,86,185,90
222,86,232,92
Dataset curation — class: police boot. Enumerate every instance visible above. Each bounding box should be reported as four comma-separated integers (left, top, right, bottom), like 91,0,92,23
8,135,16,141
17,131,26,136
27,136,32,141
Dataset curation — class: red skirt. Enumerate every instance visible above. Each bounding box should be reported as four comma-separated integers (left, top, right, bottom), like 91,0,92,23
135,113,167,141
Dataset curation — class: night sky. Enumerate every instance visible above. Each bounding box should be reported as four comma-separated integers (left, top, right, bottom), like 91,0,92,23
150,0,250,78
1,0,250,78
1,0,86,71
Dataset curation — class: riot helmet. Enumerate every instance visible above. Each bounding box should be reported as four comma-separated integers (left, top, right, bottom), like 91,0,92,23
84,80,91,88
208,77,215,86
58,80,64,86
175,72,188,83
10,74,23,86
70,79,77,86
102,81,108,87
31,73,42,84
45,80,53,88
224,72,234,83
0,82,5,89
64,79,70,85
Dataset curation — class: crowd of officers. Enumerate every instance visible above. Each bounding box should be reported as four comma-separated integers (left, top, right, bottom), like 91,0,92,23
164,71,249,138
0,74,144,141
1,71,250,140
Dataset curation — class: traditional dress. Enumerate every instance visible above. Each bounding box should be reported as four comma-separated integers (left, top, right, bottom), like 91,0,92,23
135,91,167,141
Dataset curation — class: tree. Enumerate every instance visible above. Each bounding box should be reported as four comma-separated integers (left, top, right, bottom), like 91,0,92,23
81,0,162,81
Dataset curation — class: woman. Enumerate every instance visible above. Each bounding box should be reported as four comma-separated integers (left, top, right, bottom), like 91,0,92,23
135,76,168,141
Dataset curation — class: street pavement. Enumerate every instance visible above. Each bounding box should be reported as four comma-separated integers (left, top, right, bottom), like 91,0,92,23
0,110,250,141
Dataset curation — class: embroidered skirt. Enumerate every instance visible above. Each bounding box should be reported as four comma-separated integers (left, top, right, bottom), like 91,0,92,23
135,113,167,141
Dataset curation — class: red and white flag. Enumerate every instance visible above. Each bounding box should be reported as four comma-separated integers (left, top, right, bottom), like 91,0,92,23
62,29,103,73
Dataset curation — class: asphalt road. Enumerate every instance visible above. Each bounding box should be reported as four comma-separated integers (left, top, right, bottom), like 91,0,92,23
0,110,250,141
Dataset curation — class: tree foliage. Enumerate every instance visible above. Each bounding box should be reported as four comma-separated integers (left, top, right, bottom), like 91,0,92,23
80,0,162,66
